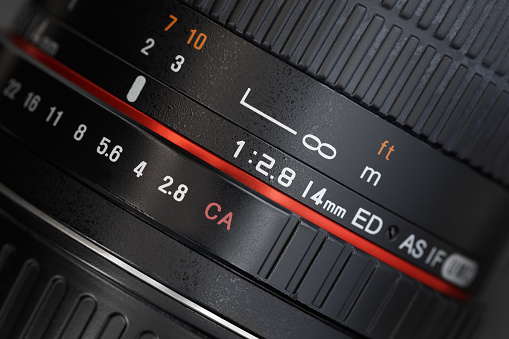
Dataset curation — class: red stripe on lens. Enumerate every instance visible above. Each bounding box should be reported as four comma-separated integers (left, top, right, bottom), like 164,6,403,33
11,35,470,301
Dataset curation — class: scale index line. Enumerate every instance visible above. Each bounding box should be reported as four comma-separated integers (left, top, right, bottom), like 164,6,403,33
240,88,297,135
10,34,470,301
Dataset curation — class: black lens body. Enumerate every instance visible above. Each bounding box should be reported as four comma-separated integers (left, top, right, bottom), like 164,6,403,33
1,0,509,338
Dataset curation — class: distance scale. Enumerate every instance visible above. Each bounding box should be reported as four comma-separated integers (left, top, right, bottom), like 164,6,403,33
3,0,500,295
0,34,476,298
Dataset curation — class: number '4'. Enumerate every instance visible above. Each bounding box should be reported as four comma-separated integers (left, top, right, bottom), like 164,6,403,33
134,161,147,177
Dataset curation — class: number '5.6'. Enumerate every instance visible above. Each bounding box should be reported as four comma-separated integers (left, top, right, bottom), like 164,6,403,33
96,137,123,163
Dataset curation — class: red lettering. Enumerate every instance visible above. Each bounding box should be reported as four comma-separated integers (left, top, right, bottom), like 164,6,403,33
205,202,233,231
205,202,220,220
217,212,233,231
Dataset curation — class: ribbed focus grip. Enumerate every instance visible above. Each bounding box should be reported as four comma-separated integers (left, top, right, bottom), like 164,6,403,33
257,220,479,339
180,0,509,186
0,196,480,339
0,126,478,339
0,218,205,339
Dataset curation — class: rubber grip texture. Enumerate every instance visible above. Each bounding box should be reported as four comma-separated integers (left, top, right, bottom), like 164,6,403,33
179,0,509,186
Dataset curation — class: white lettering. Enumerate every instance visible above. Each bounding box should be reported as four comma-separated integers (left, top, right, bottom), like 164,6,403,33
430,249,447,268
425,246,437,265
365,214,383,235
413,239,427,259
323,200,347,218
352,208,370,229
398,234,427,259
360,166,381,186
351,208,383,235
399,234,415,255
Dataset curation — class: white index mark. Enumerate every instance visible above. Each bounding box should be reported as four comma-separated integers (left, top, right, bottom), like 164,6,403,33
127,76,146,103
240,88,297,135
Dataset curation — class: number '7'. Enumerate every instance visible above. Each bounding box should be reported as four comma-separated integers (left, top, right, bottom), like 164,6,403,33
164,15,178,31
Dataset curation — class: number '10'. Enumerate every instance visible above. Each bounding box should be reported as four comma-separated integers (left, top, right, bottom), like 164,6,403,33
187,30,207,50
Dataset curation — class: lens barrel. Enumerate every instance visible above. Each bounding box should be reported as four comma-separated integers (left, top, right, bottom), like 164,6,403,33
1,0,508,338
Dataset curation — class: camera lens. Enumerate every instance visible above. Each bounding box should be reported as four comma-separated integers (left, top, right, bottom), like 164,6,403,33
1,0,508,338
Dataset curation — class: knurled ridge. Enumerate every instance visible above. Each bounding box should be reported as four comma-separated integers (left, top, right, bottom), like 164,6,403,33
181,0,509,187
260,220,477,339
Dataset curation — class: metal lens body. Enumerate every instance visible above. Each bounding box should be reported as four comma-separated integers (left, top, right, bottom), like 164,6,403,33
0,0,508,338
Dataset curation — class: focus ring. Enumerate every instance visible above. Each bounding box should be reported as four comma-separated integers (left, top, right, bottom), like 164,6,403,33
0,127,478,339
0,40,477,338
180,0,509,186
257,220,479,339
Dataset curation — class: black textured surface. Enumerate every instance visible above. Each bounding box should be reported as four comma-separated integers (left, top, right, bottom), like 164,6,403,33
0,215,207,339
0,0,499,337
0,128,355,338
11,1,509,284
0,112,478,338
258,221,480,339
180,0,509,186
